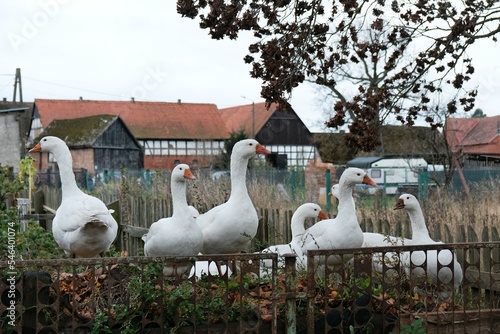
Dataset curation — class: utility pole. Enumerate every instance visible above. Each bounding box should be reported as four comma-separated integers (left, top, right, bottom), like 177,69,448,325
13,68,23,104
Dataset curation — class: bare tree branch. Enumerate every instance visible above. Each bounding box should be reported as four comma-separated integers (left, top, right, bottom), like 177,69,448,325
177,0,500,151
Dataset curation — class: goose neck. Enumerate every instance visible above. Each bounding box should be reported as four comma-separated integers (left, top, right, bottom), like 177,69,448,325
407,206,430,239
53,145,80,197
290,213,307,241
229,155,249,197
171,179,189,216
336,184,355,216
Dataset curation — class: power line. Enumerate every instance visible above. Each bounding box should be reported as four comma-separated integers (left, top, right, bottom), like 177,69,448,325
22,76,126,98
0,78,14,93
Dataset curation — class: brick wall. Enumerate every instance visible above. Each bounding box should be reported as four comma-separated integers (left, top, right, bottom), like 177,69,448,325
144,155,215,171
305,159,338,205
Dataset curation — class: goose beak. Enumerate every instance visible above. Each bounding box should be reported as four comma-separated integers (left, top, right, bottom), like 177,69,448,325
362,175,377,187
183,169,196,180
393,198,405,210
318,210,329,220
256,143,271,155
29,143,42,153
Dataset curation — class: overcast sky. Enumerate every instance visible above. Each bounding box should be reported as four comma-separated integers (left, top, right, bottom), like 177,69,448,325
2,1,499,132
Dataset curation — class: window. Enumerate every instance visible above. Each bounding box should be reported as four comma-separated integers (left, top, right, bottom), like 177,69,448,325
371,169,381,178
187,141,197,155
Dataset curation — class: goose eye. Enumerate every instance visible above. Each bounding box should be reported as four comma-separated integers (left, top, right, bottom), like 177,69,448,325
43,138,47,142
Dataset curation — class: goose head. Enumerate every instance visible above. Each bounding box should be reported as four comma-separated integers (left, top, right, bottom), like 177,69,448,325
29,136,68,155
329,184,340,199
298,203,329,220
340,167,377,187
393,193,418,211
231,139,270,160
172,163,196,182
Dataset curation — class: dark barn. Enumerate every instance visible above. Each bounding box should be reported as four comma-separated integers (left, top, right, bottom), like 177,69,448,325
32,114,144,177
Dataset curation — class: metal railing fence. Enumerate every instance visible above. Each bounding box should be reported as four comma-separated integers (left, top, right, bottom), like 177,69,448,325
1,242,499,333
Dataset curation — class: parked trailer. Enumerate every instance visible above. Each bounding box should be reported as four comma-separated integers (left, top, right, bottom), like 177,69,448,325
347,156,428,195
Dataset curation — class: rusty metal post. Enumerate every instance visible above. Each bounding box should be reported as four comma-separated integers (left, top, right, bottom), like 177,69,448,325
284,254,297,334
306,253,316,334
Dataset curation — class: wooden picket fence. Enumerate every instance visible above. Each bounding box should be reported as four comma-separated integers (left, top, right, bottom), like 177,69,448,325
37,187,500,257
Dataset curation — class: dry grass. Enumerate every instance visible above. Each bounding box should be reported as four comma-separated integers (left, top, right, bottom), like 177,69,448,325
356,178,500,241
91,170,500,243
96,169,301,212
189,174,301,212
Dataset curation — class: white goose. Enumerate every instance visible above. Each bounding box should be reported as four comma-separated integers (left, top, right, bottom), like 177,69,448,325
394,193,463,299
261,203,329,272
361,231,410,279
143,164,203,277
197,139,270,255
299,167,377,269
330,183,408,274
29,136,118,258
140,205,199,243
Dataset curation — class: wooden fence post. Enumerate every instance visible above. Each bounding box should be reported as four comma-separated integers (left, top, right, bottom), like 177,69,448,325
119,176,131,254
284,254,297,334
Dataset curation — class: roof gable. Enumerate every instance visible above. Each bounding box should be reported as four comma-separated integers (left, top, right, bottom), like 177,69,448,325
314,125,444,164
219,102,312,145
219,102,275,136
34,99,230,140
446,116,500,150
39,114,119,147
445,117,480,148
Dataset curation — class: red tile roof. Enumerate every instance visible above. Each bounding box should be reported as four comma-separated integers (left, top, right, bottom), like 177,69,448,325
34,99,230,140
219,102,275,136
445,118,479,148
445,116,500,155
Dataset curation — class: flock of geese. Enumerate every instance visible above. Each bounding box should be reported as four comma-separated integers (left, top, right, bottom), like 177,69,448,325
29,136,462,298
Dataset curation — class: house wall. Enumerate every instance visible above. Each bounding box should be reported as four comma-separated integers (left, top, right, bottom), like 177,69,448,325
0,112,22,169
256,111,314,168
139,139,222,170
94,148,143,173
32,149,94,175
305,159,338,205
264,145,317,167
462,137,500,155
256,111,312,146
92,118,144,175
145,155,215,171
486,136,500,155
72,149,95,173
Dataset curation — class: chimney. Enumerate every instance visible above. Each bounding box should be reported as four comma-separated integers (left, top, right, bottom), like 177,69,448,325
2,97,6,103
177,99,181,104
131,97,135,102
79,96,83,100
